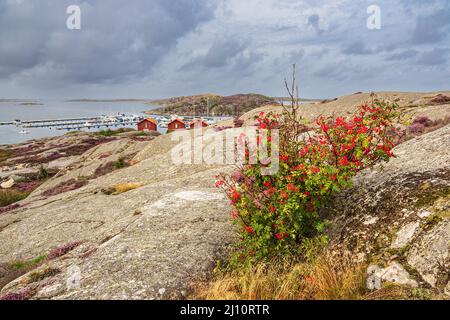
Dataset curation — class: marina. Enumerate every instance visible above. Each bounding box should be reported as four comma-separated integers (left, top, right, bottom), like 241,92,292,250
0,100,231,145
1,113,230,133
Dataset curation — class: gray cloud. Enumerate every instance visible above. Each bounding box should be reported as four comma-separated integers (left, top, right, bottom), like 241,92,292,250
307,14,323,35
181,38,249,70
0,0,215,85
386,50,419,61
342,41,374,55
411,8,450,44
417,48,449,66
0,0,449,99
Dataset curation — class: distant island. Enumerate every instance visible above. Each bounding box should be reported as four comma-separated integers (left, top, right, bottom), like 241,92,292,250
66,99,151,103
0,99,42,104
19,102,44,106
145,93,280,117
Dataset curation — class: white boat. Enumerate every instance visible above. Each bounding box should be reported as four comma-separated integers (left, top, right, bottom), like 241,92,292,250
158,121,168,128
19,130,30,134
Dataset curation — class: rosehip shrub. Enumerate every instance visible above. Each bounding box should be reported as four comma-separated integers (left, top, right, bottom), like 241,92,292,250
216,99,401,261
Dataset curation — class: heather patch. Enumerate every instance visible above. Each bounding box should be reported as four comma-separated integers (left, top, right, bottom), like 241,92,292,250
42,179,88,197
0,287,35,300
46,241,84,260
399,115,450,144
429,94,450,105
0,203,21,215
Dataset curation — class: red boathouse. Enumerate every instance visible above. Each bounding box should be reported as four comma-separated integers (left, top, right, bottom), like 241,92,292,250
167,118,186,131
137,117,158,132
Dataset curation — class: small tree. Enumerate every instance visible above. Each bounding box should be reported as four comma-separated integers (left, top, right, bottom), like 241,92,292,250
216,65,402,262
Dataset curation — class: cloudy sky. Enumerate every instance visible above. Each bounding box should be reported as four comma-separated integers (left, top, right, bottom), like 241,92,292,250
0,0,449,99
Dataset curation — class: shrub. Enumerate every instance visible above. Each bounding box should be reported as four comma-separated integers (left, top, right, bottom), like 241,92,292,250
38,165,49,180
115,157,126,169
216,76,401,262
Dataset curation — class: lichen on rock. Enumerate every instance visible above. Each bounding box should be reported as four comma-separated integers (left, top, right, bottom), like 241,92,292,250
329,125,450,295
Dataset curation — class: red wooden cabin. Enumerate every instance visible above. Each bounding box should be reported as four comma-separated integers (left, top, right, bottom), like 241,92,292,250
137,117,158,132
189,119,209,129
167,118,186,131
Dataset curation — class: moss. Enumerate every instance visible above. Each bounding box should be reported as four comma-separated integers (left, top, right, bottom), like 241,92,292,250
421,214,443,231
373,233,391,253
437,210,450,218
414,186,450,209
410,288,432,300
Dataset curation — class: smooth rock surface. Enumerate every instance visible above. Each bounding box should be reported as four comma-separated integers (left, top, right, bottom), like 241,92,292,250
0,130,234,299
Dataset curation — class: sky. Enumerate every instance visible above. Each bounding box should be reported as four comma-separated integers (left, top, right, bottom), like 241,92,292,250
0,0,449,99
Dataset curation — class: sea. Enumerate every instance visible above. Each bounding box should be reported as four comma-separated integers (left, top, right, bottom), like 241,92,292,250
0,100,160,145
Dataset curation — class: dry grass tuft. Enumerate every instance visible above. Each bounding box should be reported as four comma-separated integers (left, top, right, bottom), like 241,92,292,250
0,189,29,208
192,251,370,300
113,183,142,195
191,246,430,300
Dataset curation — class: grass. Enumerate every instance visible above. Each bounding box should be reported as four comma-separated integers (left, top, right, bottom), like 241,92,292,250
12,255,46,271
0,189,30,208
192,250,369,300
190,243,426,301
94,128,132,137
0,149,14,165
64,130,82,135
27,267,61,284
